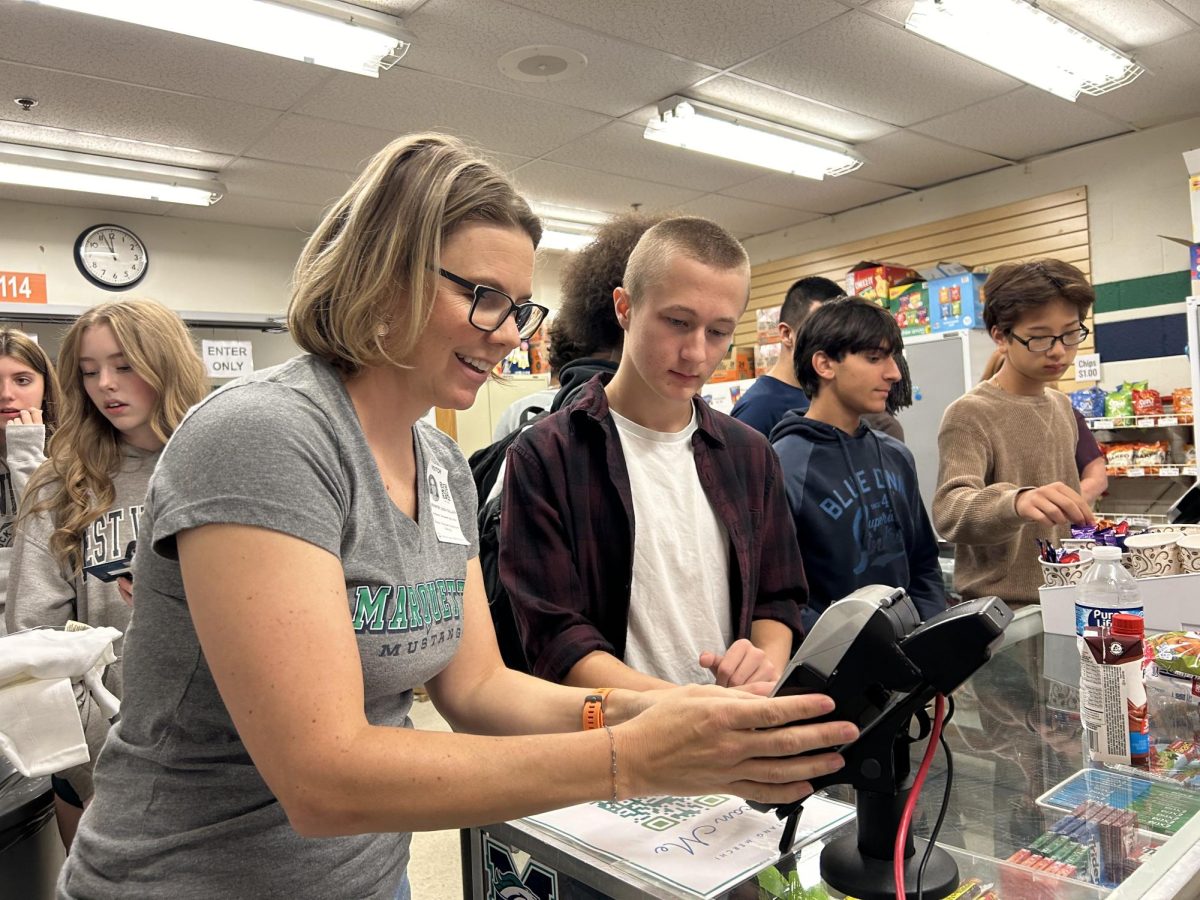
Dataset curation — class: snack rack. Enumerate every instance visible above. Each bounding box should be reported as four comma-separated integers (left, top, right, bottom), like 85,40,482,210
1088,297,1199,520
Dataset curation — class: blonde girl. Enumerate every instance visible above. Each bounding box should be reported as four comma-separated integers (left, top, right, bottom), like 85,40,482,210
5,299,206,843
0,328,61,627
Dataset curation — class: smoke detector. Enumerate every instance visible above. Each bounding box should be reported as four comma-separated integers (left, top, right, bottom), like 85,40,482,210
498,46,587,83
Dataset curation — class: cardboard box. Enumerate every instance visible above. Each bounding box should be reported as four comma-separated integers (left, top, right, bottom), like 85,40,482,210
929,273,987,332
755,341,782,376
1158,235,1200,296
1039,572,1200,636
846,261,921,306
756,306,782,344
709,346,754,383
1184,148,1200,242
889,281,931,336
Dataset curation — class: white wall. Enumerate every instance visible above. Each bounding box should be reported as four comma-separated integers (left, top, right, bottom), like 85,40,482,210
0,196,570,317
0,198,306,315
744,117,1200,286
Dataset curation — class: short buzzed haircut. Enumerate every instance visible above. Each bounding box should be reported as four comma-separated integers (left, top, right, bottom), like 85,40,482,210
781,276,844,330
622,217,750,304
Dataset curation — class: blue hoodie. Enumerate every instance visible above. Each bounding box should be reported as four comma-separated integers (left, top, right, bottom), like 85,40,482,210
770,410,945,631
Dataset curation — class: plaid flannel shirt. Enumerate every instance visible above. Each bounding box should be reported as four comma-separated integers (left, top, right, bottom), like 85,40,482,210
499,374,808,683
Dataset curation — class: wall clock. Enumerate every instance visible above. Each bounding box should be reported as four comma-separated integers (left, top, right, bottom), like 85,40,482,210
74,224,149,291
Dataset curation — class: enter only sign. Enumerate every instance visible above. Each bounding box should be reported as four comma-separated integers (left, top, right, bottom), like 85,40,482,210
201,339,254,378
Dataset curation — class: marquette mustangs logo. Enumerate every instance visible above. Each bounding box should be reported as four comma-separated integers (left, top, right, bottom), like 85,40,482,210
483,834,558,900
352,579,465,657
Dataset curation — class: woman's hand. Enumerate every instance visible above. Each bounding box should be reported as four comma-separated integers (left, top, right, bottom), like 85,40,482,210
6,408,43,426
614,688,855,806
116,576,134,607
699,638,778,690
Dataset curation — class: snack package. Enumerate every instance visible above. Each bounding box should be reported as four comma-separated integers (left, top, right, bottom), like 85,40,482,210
1132,441,1170,466
1104,443,1135,467
1132,388,1164,417
1106,390,1134,419
1071,386,1107,418
1172,388,1193,415
1185,445,1196,466
1122,380,1150,392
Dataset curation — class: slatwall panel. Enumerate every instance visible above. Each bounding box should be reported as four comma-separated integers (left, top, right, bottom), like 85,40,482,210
740,187,1095,391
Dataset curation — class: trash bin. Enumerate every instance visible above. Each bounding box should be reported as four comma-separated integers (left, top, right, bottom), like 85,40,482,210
0,759,65,900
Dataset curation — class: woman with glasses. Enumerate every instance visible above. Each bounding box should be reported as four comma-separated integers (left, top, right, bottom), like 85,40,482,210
933,258,1098,606
58,134,856,900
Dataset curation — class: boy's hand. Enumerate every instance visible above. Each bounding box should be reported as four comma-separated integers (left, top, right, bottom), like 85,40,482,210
700,639,779,690
1014,482,1095,527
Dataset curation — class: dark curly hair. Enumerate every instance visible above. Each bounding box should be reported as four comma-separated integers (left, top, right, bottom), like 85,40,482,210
555,211,667,358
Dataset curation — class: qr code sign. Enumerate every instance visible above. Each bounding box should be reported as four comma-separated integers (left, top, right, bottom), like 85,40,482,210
595,795,728,831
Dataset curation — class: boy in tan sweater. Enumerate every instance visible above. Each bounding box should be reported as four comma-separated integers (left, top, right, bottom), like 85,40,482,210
934,259,1097,604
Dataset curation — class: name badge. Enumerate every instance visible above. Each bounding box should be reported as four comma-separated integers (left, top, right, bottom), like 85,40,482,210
427,462,468,545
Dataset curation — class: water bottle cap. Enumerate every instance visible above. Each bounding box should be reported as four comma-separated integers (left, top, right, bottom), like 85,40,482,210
1091,546,1121,560
1111,613,1144,636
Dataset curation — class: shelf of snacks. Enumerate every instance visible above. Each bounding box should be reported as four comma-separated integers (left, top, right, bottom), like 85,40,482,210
1106,466,1198,478
1087,414,1194,430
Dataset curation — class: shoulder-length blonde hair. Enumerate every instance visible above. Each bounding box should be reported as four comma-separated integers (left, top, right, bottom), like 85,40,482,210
288,133,542,374
0,328,62,433
22,299,208,575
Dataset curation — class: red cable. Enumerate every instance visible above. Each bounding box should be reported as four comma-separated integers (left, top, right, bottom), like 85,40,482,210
895,693,946,900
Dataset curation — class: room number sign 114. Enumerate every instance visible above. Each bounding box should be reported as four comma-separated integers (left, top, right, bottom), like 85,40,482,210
0,272,48,304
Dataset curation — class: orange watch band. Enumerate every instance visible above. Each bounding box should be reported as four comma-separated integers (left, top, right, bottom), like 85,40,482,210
582,687,614,731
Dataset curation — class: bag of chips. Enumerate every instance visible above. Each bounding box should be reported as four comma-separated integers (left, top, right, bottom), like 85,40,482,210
1104,443,1135,467
1070,386,1107,418
1174,388,1194,415
1132,388,1163,416
1132,441,1170,466
1106,390,1134,419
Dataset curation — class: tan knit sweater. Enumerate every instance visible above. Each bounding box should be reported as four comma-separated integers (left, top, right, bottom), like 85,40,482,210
933,380,1080,604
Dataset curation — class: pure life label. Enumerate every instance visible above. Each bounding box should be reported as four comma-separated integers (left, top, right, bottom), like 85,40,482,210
202,340,254,378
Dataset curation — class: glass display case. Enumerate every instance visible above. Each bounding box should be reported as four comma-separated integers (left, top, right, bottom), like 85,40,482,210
465,607,1200,899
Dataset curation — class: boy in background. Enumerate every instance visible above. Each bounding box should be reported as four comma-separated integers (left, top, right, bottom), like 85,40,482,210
501,218,807,691
934,259,1096,604
732,276,843,436
773,297,945,630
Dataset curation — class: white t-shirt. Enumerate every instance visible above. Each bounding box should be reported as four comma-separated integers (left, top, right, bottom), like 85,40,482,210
610,407,732,684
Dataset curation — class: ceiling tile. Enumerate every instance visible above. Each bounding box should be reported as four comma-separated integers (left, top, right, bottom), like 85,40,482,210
1078,31,1200,129
735,11,1021,126
500,0,849,69
913,87,1133,159
673,195,823,239
169,195,325,232
1163,0,1200,25
511,161,703,215
542,121,762,191
294,67,609,157
0,4,333,110
1036,0,1195,51
401,0,715,117
217,159,354,208
0,62,277,156
0,120,232,171
684,75,897,143
722,174,907,215
853,130,1010,188
243,114,530,174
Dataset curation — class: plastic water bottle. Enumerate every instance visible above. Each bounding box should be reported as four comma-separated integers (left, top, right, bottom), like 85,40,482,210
1075,546,1143,635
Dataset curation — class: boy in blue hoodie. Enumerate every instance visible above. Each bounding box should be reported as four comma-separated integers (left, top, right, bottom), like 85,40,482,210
772,297,945,631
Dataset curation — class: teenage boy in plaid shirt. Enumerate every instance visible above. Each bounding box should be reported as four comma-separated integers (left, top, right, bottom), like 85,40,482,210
500,217,808,691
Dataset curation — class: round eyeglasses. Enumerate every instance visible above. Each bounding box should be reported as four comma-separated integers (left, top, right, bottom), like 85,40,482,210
438,268,548,341
1008,325,1090,353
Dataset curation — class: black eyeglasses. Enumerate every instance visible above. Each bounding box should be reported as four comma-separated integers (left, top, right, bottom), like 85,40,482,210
1008,325,1090,353
437,268,548,341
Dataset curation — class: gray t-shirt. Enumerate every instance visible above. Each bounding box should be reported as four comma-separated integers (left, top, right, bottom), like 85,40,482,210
59,355,479,900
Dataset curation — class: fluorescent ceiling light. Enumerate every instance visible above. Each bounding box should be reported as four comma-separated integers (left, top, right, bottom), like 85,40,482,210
528,202,607,252
25,0,411,77
644,97,862,180
0,142,225,206
905,0,1142,101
